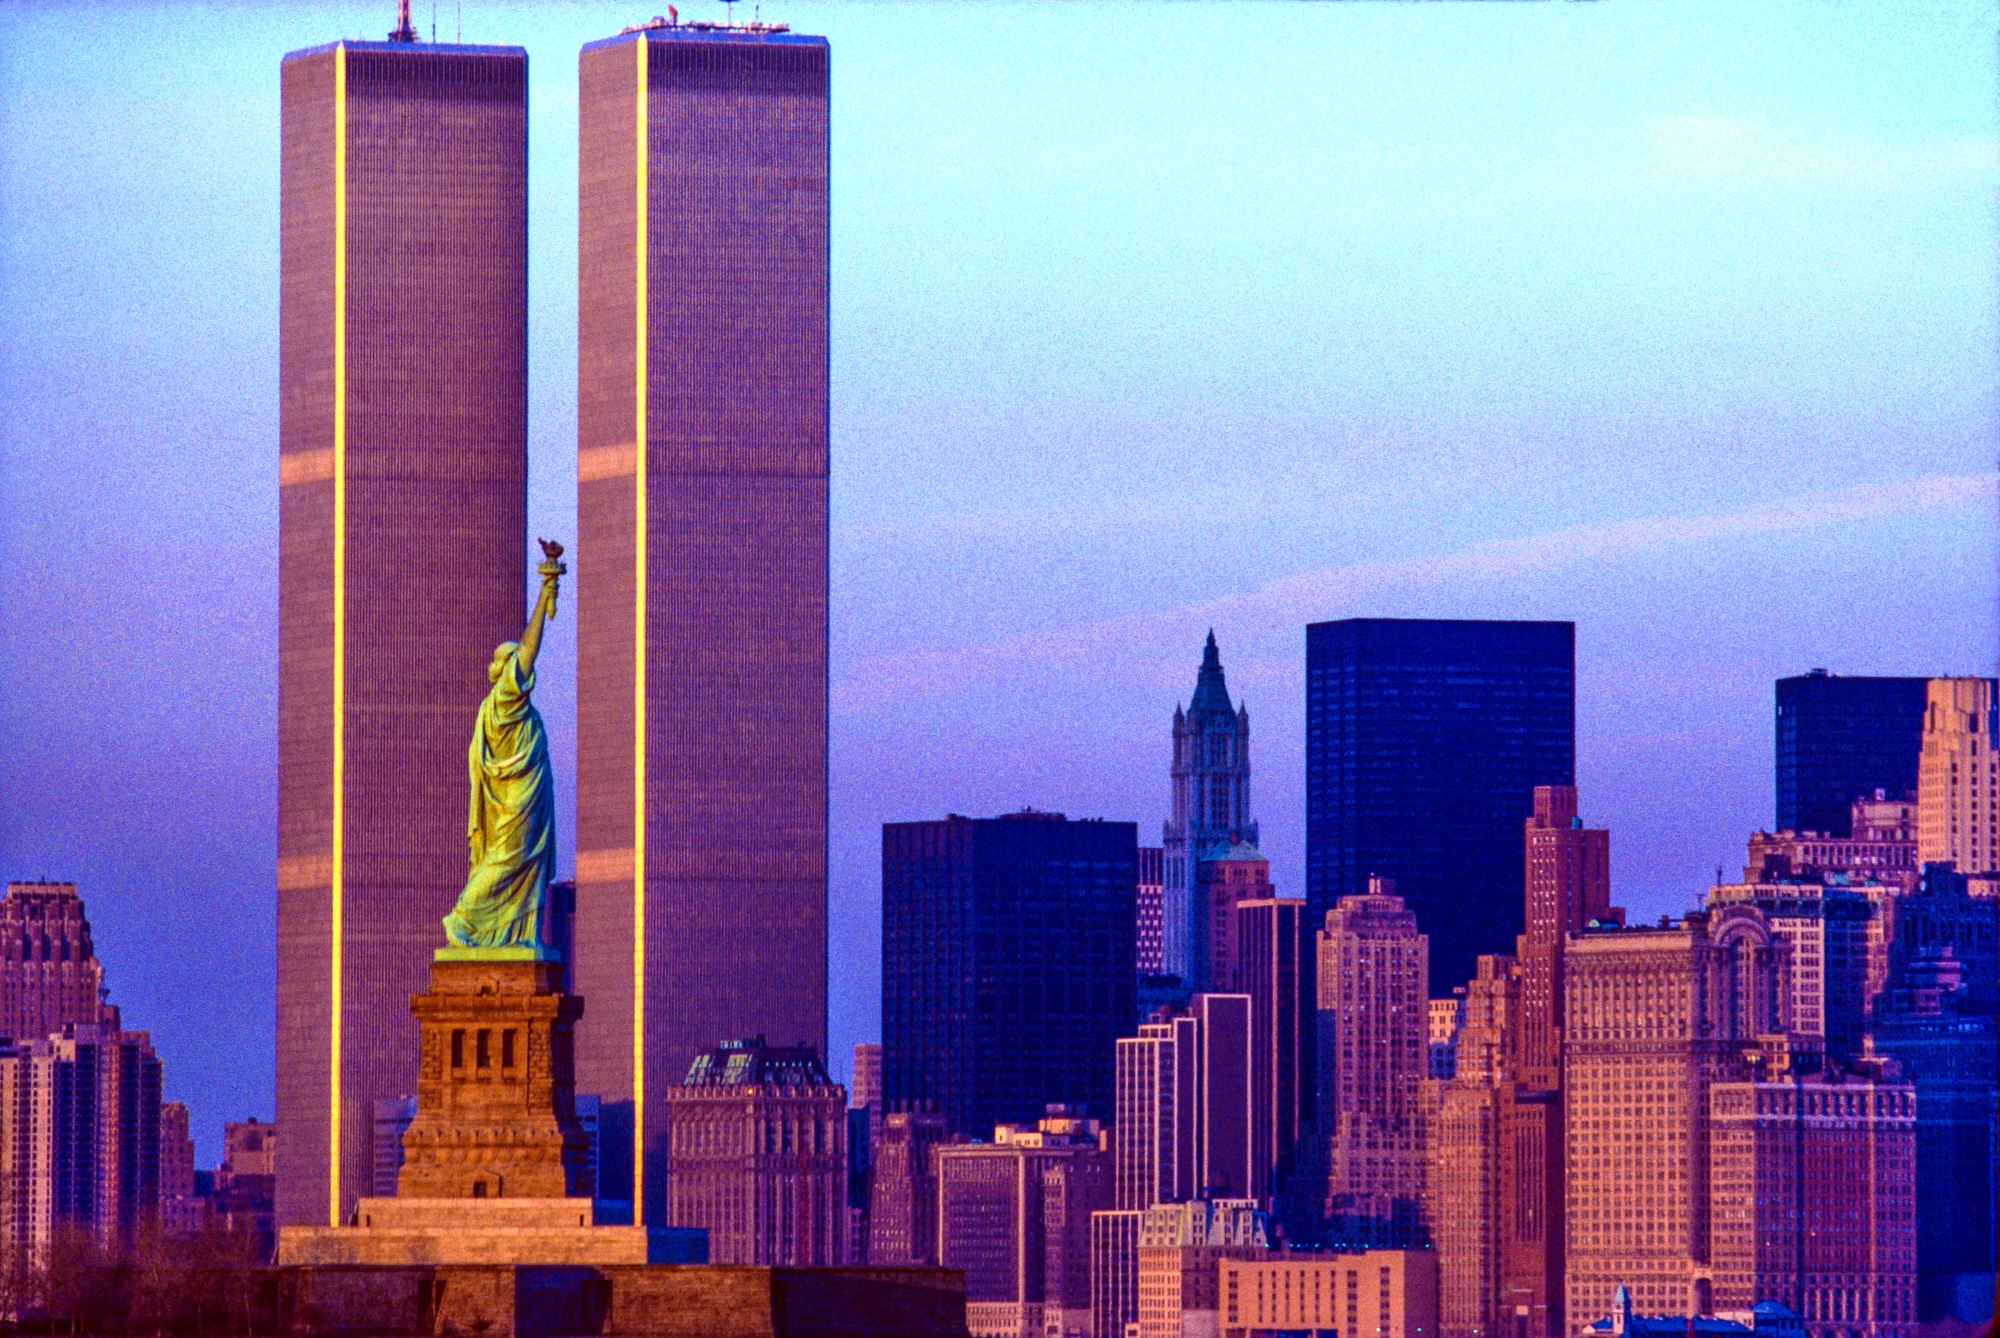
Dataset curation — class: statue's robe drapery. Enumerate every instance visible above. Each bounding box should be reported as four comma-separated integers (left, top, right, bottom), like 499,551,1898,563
443,647,555,948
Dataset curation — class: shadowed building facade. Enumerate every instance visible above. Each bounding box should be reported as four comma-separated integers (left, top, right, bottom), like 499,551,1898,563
571,21,830,1225
276,35,528,1228
883,813,1136,1141
1775,672,1928,838
1306,619,1575,996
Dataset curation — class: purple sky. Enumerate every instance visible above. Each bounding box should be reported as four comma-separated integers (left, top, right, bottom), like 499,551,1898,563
1,1,1994,1163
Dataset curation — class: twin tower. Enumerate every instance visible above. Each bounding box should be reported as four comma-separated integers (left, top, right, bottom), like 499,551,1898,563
273,23,829,1231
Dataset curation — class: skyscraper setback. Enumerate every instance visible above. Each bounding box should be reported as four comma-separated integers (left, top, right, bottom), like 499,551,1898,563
571,21,831,1222
276,33,528,1228
1306,619,1575,994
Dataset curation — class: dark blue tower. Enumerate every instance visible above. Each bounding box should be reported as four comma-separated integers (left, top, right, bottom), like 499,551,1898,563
881,812,1136,1140
1305,618,1574,995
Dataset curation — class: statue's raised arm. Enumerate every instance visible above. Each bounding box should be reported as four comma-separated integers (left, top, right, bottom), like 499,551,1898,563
441,539,567,956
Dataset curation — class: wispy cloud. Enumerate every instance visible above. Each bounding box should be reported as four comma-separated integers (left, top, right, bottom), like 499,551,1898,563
1631,115,1999,194
834,472,1994,708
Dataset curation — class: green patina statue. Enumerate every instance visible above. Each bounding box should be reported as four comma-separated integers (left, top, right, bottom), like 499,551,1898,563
440,539,567,958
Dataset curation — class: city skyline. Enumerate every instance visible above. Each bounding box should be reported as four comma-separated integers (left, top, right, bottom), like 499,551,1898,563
1,0,1995,1158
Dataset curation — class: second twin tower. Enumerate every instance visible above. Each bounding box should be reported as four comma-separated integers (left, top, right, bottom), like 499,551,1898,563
571,23,831,1219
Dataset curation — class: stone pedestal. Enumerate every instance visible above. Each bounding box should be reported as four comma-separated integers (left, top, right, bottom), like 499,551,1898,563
277,950,662,1267
399,951,592,1200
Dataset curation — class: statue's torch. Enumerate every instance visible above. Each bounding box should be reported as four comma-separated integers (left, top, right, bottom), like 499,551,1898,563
537,538,567,620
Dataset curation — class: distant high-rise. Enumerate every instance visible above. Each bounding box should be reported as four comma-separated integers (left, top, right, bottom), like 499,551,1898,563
276,32,528,1229
572,21,831,1224
159,1101,199,1238
883,813,1135,1139
1164,633,1256,985
1917,677,1999,880
1232,899,1314,1215
1114,1013,1198,1212
868,1109,950,1267
1306,619,1574,994
0,882,113,1045
1196,843,1270,998
934,1109,1110,1338
0,1023,162,1258
1775,671,1929,837
664,1037,846,1266
1135,847,1165,977
1514,786,1610,1091
1317,879,1429,1248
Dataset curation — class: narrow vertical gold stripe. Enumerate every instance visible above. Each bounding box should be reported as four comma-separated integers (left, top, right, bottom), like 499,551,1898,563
328,42,349,1230
630,32,649,1216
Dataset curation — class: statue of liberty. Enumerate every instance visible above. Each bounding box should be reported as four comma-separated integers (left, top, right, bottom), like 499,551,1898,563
442,539,566,954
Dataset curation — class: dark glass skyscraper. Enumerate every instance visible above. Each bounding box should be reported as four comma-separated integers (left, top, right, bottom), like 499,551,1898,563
571,22,829,1224
1775,671,1928,836
882,813,1136,1139
276,34,528,1228
1305,619,1574,995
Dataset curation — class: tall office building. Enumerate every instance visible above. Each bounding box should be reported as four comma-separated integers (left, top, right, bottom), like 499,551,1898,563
1306,619,1574,994
0,882,114,1044
572,20,831,1221
1562,913,1775,1326
1163,633,1256,985
1232,898,1314,1215
1089,1209,1143,1338
1114,1013,1198,1212
1423,955,1564,1338
1916,677,1999,880
1317,879,1429,1248
1514,786,1610,1090
883,812,1136,1139
276,31,528,1228
1775,672,1929,837
1705,882,1874,1058
663,1037,846,1266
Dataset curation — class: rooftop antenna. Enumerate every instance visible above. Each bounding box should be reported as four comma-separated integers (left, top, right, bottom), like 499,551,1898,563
389,0,417,42
719,0,738,25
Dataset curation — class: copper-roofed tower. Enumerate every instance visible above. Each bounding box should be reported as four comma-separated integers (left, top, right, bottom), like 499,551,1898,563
1163,633,1256,989
275,27,528,1228
572,19,829,1227
0,882,114,1042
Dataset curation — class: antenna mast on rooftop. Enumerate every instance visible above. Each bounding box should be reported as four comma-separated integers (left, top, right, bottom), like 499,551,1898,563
389,0,417,42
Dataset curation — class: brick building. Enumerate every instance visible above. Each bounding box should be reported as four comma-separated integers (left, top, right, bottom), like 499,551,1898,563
1134,1198,1269,1338
1708,1054,1917,1338
664,1038,846,1266
1317,880,1429,1247
936,1109,1110,1338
